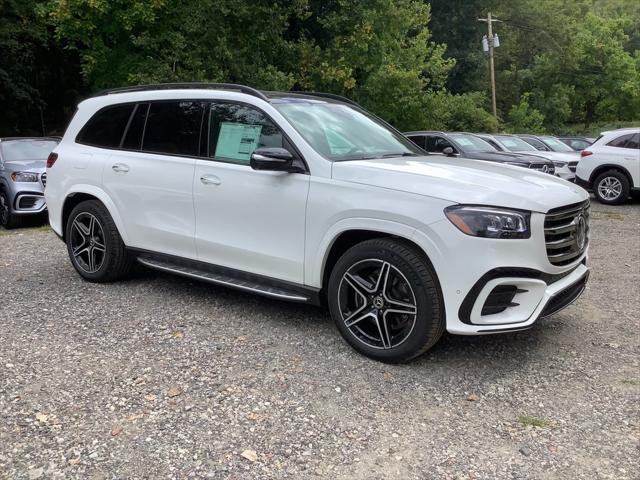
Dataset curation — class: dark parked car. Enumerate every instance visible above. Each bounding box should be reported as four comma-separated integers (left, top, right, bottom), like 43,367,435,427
558,136,594,151
404,131,555,175
517,134,581,154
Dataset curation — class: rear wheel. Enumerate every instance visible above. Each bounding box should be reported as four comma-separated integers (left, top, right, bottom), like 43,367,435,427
65,200,133,282
328,238,445,363
593,170,630,205
0,189,22,229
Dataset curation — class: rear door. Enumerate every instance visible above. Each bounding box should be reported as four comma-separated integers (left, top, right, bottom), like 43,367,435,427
606,133,640,187
101,100,203,258
192,101,309,284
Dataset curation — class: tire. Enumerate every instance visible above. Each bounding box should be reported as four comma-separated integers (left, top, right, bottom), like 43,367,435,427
65,200,133,282
327,238,445,363
593,170,630,205
0,189,22,229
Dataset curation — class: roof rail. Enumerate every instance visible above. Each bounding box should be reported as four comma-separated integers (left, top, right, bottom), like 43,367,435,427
295,91,359,106
94,83,269,102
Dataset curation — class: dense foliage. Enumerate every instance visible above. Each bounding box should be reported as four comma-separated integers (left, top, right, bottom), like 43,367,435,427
0,0,637,136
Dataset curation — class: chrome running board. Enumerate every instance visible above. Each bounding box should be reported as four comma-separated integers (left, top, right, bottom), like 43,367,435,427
137,256,311,303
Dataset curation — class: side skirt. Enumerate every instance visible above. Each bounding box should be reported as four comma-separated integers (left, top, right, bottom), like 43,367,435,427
130,249,323,306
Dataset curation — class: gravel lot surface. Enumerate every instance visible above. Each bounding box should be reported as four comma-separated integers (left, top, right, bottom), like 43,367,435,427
1,197,639,479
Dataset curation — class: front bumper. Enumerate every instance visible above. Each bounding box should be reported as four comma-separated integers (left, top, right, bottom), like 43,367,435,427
456,263,589,333
13,192,47,215
555,165,576,182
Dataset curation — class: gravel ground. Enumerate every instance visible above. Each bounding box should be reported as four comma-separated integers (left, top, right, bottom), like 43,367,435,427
1,197,639,480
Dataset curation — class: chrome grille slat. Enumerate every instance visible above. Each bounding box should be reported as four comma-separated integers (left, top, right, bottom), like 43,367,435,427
544,200,590,266
41,172,47,188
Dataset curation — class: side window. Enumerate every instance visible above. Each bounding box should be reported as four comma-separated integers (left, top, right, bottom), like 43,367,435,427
625,133,639,149
76,104,135,148
143,101,204,156
608,133,636,149
407,135,426,149
525,138,547,150
425,136,438,152
208,102,286,164
122,103,149,150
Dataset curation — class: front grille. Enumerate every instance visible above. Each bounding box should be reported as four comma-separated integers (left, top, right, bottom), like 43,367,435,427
568,161,578,173
544,200,590,266
530,163,555,175
41,172,47,188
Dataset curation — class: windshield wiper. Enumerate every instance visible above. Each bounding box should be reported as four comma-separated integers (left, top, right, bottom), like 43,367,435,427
380,152,419,158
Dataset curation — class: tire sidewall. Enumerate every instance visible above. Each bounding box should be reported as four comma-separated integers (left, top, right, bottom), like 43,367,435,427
65,201,117,281
594,171,629,205
328,241,443,362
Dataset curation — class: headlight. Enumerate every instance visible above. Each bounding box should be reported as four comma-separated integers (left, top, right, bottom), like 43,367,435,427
10,172,39,182
552,161,568,168
444,205,531,239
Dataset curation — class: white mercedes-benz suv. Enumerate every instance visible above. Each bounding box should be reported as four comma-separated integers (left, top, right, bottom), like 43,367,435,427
45,84,590,362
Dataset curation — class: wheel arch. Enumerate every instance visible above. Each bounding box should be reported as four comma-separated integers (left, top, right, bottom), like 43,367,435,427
589,164,633,186
61,186,129,244
317,222,443,296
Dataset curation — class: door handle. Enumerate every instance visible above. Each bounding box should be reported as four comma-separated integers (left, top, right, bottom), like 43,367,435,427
112,163,130,173
200,174,221,186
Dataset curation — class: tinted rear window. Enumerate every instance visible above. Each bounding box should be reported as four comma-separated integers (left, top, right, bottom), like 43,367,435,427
143,101,204,156
76,104,135,148
607,133,635,148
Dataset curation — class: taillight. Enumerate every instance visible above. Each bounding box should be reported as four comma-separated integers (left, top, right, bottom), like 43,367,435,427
581,150,592,157
47,152,58,168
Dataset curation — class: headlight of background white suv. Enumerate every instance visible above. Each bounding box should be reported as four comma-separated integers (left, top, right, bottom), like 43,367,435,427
444,205,531,239
10,172,39,182
552,161,568,168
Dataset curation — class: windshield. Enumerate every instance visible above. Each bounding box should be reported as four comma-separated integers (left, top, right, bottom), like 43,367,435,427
273,100,422,161
541,136,575,152
495,135,537,151
0,139,58,161
449,134,497,152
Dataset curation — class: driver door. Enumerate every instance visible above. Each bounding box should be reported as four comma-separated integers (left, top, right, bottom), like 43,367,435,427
193,101,310,284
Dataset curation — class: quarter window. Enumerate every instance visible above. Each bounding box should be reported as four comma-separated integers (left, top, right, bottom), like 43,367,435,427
76,104,135,148
608,133,638,149
208,102,285,164
143,101,204,156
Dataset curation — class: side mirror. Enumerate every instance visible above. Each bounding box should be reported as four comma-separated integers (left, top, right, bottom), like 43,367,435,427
250,147,295,172
442,146,456,156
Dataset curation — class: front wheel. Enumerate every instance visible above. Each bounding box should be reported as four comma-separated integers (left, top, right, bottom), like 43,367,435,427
593,170,630,205
0,189,22,229
327,238,445,363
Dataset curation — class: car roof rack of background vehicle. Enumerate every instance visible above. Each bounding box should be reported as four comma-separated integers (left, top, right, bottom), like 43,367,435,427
94,83,270,102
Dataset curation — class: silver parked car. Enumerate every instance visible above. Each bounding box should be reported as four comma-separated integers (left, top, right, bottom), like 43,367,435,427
0,137,59,228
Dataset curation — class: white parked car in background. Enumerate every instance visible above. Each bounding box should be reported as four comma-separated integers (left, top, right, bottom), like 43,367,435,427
474,134,577,182
45,84,591,362
576,128,640,204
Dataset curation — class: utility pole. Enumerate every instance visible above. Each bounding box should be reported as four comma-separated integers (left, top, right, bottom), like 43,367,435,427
478,12,501,117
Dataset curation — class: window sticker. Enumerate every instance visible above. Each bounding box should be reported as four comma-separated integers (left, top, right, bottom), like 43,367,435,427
215,122,262,161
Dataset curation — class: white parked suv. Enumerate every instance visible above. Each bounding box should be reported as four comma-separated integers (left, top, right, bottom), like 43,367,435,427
576,128,640,204
45,84,591,362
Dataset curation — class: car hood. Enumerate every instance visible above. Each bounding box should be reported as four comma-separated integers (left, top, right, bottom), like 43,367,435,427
3,159,46,173
332,155,588,213
512,150,579,163
464,151,552,164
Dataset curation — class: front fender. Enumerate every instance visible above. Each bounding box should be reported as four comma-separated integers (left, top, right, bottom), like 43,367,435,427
307,217,446,289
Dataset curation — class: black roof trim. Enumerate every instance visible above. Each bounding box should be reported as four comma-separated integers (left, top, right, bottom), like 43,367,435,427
94,83,270,102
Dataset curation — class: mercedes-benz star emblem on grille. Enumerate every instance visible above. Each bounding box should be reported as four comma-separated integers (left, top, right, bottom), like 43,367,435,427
576,214,587,250
541,164,549,173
